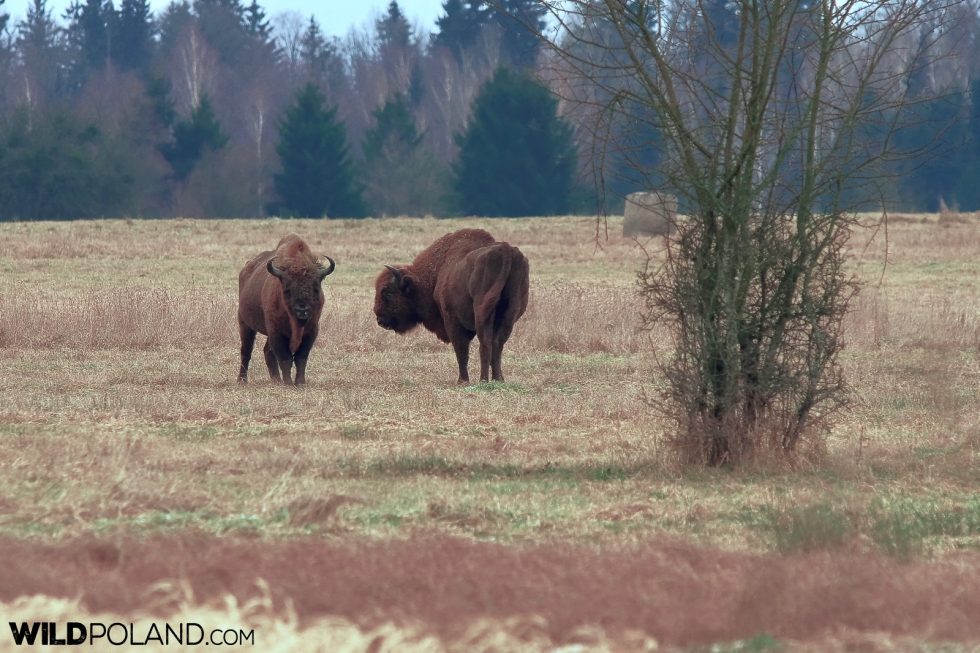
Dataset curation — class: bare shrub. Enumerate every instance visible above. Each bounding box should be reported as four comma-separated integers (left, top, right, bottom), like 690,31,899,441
643,218,857,465
544,0,958,465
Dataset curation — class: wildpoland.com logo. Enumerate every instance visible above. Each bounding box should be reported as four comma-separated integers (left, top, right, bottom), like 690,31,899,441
8,621,255,646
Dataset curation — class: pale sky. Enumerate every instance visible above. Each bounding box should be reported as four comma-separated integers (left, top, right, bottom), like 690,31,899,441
5,0,447,39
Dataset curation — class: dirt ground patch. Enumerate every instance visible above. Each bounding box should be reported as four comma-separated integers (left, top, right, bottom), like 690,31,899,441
3,533,978,648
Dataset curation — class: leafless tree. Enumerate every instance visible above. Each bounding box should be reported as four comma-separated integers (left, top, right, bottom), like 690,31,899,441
420,27,502,160
170,23,216,114
541,0,962,465
272,10,305,80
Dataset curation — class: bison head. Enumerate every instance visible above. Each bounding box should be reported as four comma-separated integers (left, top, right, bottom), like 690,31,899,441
374,265,420,333
267,256,335,324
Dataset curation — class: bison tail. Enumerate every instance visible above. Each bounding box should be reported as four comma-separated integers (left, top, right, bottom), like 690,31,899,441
473,244,527,327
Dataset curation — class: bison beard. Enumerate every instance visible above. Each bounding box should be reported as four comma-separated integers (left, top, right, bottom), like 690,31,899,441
237,234,336,385
374,229,530,384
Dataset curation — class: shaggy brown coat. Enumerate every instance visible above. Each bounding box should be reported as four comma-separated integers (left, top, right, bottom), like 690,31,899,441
374,228,529,384
238,234,336,385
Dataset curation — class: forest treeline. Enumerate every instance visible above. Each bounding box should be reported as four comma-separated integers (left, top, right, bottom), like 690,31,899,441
1,0,979,220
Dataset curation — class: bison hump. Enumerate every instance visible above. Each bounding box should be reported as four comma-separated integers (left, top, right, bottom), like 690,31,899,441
276,234,312,258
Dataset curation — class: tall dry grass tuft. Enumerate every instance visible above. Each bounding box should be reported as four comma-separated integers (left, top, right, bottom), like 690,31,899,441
514,283,644,354
847,289,980,352
0,283,647,355
0,289,237,349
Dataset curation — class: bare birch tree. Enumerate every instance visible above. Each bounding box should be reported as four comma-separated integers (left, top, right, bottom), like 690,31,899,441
170,23,216,114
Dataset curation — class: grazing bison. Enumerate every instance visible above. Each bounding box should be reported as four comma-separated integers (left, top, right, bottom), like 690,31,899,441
374,228,529,384
238,234,336,385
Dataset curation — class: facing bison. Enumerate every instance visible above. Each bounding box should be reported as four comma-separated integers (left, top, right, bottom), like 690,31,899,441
238,234,336,385
374,228,530,384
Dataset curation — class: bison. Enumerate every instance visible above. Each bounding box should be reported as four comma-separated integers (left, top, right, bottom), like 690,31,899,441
374,228,529,384
238,234,336,385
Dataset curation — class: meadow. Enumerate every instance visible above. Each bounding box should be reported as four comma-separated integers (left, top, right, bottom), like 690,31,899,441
0,214,977,652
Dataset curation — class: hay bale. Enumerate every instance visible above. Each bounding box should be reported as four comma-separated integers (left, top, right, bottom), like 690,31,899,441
623,191,677,237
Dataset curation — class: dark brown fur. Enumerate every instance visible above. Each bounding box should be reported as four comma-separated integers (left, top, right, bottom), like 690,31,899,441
238,234,336,385
374,228,529,384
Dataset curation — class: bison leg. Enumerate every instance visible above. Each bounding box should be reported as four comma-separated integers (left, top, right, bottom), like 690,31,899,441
238,321,256,383
293,357,308,385
278,358,294,385
293,335,315,386
271,337,295,385
263,339,282,383
477,322,495,383
490,323,514,382
448,328,474,385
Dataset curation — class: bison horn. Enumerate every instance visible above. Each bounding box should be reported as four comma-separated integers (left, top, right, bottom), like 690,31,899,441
318,256,336,280
267,259,285,279
384,264,403,283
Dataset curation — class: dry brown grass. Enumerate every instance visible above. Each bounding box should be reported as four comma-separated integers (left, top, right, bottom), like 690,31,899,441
2,534,978,651
1,214,978,648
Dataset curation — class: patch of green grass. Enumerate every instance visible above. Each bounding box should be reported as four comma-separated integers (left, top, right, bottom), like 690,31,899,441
869,496,980,557
913,445,961,460
751,502,854,552
357,455,640,483
367,454,459,476
2,521,62,538
551,382,581,395
731,634,782,652
154,424,220,441
339,423,370,440
89,510,283,536
588,465,630,482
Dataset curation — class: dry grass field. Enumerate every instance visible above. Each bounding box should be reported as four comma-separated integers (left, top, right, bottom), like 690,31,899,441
0,214,978,651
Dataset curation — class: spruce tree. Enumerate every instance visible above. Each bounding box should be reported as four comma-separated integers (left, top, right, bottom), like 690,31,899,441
0,109,135,220
159,95,228,181
17,0,62,101
376,1,411,50
242,0,279,63
243,0,268,38
273,83,365,218
18,0,59,52
68,0,109,69
299,15,326,71
894,90,970,212
493,0,545,69
957,79,980,211
432,0,486,60
363,93,443,216
114,0,153,71
454,67,577,217
63,0,121,91
192,0,249,64
363,93,421,161
301,18,339,80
